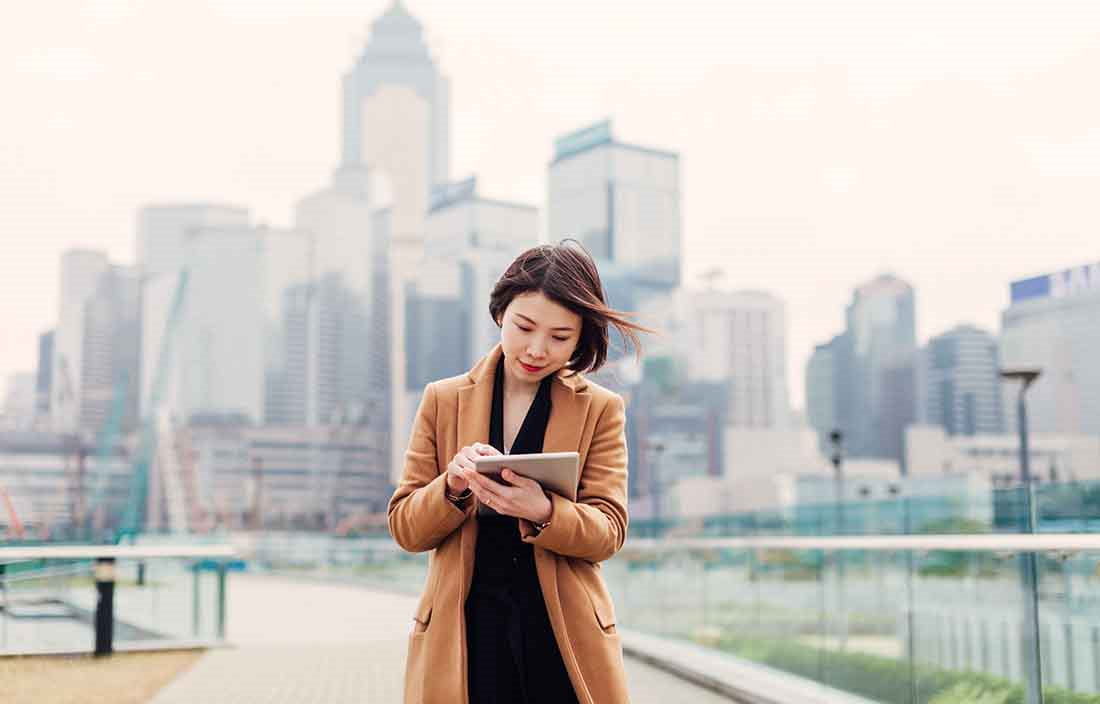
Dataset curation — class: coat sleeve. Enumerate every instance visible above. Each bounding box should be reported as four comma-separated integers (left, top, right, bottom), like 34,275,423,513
388,382,474,552
519,393,628,562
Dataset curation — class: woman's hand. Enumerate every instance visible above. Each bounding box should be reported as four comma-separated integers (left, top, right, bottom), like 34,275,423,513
446,442,500,494
462,467,553,524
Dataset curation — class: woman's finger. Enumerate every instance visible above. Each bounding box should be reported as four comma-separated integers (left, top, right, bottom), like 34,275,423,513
500,468,538,490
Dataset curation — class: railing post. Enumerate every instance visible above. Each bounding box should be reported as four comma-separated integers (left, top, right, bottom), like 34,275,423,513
216,561,227,640
192,562,200,637
94,557,116,657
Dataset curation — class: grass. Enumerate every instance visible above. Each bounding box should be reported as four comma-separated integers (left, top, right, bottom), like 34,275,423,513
0,650,205,704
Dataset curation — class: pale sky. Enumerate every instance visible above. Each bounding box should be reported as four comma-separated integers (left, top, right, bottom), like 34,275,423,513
2,0,1099,410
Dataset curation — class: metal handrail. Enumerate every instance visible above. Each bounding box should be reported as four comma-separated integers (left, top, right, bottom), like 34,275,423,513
622,533,1100,553
0,545,237,561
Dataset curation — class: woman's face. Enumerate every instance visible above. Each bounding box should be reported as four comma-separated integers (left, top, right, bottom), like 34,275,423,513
498,291,582,385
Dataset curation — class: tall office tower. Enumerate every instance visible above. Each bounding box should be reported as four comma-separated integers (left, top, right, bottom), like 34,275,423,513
341,1,450,199
922,325,1004,437
1001,261,1100,435
330,2,446,475
405,259,469,391
136,203,250,278
261,229,314,426
547,120,681,300
679,289,792,429
425,176,540,367
806,335,842,450
51,251,140,437
142,225,265,424
842,274,919,466
80,264,141,435
296,169,373,427
35,330,54,422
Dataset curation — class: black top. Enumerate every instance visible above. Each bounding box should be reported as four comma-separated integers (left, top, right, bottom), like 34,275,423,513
464,355,577,704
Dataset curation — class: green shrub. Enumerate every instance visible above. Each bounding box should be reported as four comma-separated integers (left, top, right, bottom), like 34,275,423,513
714,634,1100,704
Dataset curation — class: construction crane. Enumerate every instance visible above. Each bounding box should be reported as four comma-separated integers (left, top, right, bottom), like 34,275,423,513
114,269,190,543
0,484,25,541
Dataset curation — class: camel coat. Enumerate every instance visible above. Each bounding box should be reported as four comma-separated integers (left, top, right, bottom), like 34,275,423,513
388,345,631,704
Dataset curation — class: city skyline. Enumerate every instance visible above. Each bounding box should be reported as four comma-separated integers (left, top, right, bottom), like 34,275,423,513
4,0,1100,410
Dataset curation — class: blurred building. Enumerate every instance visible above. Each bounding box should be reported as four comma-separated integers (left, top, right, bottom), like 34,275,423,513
136,203,251,278
805,335,841,452
173,421,390,533
51,250,141,437
809,274,917,468
422,175,539,369
0,430,131,540
35,330,54,423
682,289,791,429
341,1,450,199
921,324,1004,436
626,367,729,503
1,374,36,430
1001,260,1100,436
906,424,1100,483
142,224,266,425
547,120,681,300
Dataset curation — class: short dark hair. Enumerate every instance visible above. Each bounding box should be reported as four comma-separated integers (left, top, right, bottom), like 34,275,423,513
489,240,651,375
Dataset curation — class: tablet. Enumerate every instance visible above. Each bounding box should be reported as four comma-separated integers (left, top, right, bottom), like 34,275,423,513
473,451,580,516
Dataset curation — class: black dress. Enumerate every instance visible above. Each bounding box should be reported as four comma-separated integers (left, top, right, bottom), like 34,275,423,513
464,356,578,704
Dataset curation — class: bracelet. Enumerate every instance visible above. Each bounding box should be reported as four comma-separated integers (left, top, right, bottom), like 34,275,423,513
445,485,472,504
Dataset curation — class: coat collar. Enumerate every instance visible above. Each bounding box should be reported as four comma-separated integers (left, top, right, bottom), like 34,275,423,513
464,344,589,394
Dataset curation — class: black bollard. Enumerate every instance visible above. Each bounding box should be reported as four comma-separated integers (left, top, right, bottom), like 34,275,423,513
94,558,116,657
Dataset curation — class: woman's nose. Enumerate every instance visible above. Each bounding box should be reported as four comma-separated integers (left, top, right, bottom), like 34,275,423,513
527,343,547,359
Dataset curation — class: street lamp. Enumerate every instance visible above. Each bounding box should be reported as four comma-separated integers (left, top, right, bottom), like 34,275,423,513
1000,367,1043,704
829,430,844,534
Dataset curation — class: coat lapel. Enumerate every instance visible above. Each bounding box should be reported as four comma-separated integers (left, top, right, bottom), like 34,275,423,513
544,375,591,458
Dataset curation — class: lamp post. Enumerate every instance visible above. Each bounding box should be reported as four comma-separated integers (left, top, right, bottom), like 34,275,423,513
1000,367,1043,704
829,430,844,534
829,429,848,651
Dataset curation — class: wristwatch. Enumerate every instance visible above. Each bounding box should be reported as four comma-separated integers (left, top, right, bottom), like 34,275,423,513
532,518,551,535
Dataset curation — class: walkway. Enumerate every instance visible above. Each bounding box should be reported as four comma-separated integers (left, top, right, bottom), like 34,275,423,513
149,573,733,703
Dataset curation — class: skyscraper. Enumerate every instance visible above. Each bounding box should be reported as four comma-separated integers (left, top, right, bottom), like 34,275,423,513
35,330,54,422
922,325,1004,436
51,251,140,437
341,1,451,199
806,336,841,450
425,176,539,366
681,289,792,429
1001,260,1100,435
333,2,449,476
825,274,918,466
547,120,681,296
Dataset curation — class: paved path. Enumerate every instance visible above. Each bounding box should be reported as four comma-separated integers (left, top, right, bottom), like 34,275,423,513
149,574,732,703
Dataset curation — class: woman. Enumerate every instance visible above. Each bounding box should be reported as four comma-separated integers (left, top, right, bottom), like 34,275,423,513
388,241,650,704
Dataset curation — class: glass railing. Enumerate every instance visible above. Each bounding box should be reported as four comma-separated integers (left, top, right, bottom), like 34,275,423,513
630,483,1100,539
605,535,1100,704
0,545,235,656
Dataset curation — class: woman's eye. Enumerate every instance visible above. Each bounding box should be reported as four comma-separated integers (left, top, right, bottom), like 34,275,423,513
517,325,532,332
553,337,569,342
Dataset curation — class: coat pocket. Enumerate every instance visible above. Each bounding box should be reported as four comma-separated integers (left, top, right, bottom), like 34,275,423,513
569,559,617,633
